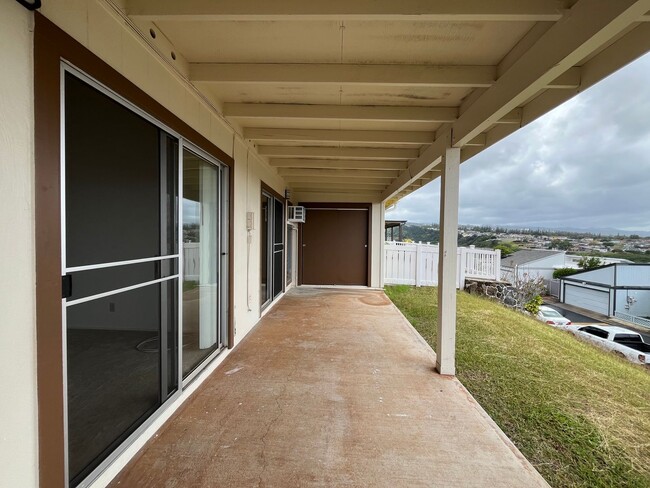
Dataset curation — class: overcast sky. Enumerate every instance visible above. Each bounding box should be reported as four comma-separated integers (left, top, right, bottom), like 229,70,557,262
387,53,650,232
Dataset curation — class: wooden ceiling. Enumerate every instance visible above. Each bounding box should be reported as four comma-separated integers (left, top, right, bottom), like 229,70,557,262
124,0,650,204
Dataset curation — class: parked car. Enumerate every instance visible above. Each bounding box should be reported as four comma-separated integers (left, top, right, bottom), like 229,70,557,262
537,305,572,326
573,325,650,365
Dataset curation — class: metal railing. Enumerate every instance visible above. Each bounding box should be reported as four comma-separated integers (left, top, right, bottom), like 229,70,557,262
384,241,501,289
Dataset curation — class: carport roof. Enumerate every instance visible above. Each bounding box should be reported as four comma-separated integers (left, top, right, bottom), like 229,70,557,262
502,249,564,267
123,1,650,204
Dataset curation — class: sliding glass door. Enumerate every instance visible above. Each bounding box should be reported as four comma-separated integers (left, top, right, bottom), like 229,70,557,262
62,66,229,487
63,71,179,485
182,149,228,379
261,190,284,309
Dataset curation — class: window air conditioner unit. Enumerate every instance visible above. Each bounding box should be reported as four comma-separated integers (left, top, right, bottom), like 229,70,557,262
288,206,306,223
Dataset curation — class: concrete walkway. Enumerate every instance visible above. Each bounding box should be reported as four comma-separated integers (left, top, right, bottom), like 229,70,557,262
111,288,549,488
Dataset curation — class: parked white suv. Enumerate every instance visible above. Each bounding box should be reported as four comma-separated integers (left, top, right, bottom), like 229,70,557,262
573,325,650,365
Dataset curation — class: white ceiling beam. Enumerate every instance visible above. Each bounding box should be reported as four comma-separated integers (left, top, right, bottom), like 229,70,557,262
497,108,523,124
382,0,649,203
579,22,650,92
244,128,434,145
268,159,409,171
497,22,555,77
292,191,382,203
225,103,524,125
452,0,650,148
519,22,650,127
465,134,487,147
127,0,572,21
191,64,496,88
224,103,458,123
278,168,399,179
290,182,387,190
191,63,579,89
258,146,419,160
381,133,449,200
285,178,391,187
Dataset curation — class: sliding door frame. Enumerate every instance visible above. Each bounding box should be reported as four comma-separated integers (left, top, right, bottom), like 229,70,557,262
179,142,230,387
61,63,184,487
35,14,235,488
260,182,286,312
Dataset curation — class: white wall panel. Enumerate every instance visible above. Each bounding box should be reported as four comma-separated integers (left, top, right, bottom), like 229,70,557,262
0,2,38,487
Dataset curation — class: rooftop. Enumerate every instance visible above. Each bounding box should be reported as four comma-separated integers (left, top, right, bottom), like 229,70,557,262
501,249,564,267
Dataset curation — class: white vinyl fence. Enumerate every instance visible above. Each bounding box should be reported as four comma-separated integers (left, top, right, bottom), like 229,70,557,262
183,243,200,282
384,241,501,289
614,311,650,330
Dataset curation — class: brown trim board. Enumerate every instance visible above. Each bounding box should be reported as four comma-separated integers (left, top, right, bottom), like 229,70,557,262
34,13,236,487
261,180,286,203
297,202,372,287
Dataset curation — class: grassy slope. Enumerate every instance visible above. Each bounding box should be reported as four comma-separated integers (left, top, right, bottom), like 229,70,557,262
385,285,650,488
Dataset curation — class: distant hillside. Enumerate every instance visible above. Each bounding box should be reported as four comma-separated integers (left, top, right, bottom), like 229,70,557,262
399,224,498,248
400,222,650,238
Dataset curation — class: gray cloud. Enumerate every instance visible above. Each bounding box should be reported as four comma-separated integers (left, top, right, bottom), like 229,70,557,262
387,53,650,232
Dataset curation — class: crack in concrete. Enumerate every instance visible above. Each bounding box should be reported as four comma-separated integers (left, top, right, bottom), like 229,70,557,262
257,358,301,488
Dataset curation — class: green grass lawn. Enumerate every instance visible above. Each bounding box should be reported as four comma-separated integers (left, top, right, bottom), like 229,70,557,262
385,285,650,488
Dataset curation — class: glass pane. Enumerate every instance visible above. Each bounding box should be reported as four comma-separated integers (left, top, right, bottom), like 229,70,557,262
273,250,283,298
260,195,271,305
220,167,230,347
182,151,220,377
286,226,293,285
272,199,284,298
65,73,177,267
274,199,284,245
66,281,177,484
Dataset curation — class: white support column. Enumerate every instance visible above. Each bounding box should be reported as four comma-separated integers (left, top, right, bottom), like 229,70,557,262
436,146,461,376
379,203,386,288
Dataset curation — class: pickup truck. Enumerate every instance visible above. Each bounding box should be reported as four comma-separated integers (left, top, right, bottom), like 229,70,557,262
573,325,650,366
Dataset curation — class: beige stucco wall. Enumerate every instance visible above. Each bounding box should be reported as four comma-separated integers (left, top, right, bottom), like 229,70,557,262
1,1,385,485
0,1,38,487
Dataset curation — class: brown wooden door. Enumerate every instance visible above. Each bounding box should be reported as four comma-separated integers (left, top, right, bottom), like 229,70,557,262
301,208,369,286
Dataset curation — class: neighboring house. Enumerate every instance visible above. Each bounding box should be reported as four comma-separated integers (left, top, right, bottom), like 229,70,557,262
560,264,650,319
501,250,566,283
565,254,634,267
385,219,407,242
2,2,649,488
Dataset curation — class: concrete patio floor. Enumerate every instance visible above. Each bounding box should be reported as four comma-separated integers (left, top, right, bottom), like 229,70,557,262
110,288,549,488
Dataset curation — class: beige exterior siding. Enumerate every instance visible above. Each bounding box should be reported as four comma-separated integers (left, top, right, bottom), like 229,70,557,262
0,1,38,487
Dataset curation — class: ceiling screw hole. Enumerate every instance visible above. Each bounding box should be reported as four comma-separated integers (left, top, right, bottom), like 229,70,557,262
149,28,156,39
171,51,176,61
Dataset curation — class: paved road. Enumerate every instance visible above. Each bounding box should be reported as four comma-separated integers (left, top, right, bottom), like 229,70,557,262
544,302,650,343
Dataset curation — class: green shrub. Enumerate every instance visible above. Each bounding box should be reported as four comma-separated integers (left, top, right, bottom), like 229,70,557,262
553,267,579,279
524,295,543,315
578,256,603,270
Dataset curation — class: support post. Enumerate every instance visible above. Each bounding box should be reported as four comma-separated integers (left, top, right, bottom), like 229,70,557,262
436,146,460,375
494,248,501,281
415,242,422,287
459,247,467,290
